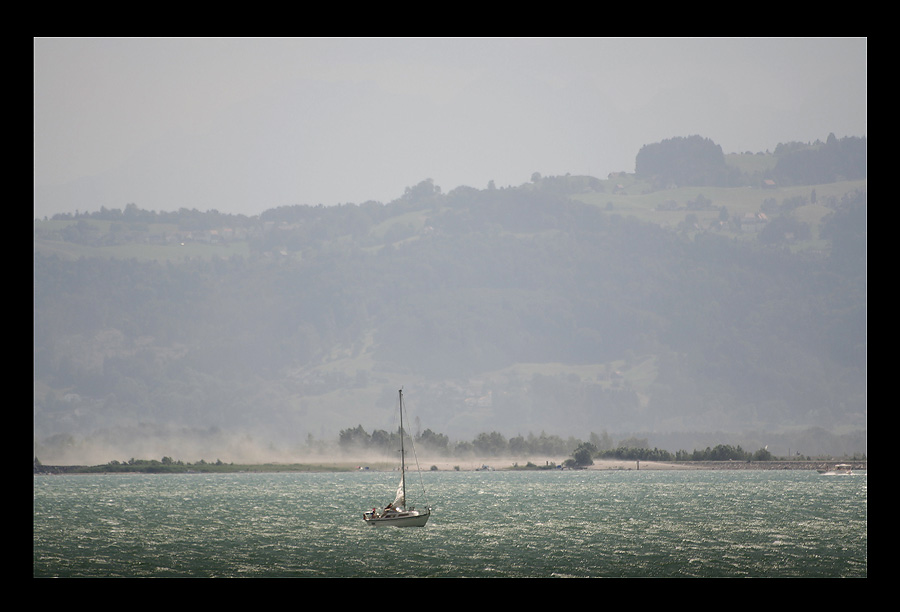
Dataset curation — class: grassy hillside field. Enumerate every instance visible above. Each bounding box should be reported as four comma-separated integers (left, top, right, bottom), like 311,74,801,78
34,175,866,263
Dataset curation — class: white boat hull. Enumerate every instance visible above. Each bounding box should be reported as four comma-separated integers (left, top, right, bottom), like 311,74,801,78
363,510,430,527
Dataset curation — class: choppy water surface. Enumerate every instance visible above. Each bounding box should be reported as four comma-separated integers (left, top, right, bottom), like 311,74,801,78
33,469,866,577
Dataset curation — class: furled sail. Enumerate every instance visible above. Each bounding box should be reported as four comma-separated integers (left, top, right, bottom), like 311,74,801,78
393,473,406,508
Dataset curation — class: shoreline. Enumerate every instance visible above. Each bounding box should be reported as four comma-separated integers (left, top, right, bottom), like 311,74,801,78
34,458,866,475
421,459,867,472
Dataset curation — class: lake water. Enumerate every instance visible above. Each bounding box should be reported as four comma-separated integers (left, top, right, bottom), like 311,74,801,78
33,469,866,577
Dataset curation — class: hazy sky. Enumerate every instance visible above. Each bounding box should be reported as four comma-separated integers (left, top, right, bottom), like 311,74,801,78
33,37,866,219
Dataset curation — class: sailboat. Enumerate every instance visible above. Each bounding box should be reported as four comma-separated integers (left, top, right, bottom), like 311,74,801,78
362,389,431,527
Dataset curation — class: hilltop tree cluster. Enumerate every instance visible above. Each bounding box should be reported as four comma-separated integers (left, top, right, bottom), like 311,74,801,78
636,135,740,188
635,133,865,189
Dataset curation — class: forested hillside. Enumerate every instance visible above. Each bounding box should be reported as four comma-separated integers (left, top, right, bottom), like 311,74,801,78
33,135,867,462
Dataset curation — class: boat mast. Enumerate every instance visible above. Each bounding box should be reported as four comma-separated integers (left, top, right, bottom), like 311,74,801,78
399,389,406,507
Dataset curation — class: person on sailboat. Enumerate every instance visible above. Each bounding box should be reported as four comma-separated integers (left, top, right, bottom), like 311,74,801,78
384,502,396,515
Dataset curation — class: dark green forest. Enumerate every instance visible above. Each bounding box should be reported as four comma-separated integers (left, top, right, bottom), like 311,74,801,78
33,135,867,463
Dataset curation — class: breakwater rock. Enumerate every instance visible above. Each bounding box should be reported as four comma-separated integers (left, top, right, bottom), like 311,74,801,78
678,460,866,471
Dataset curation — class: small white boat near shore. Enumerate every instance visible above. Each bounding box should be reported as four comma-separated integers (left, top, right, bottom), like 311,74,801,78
818,463,854,475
